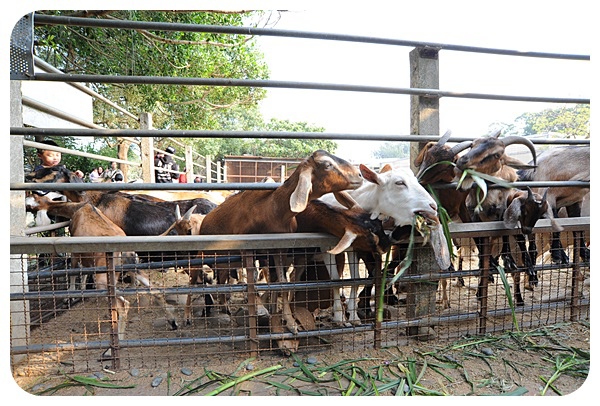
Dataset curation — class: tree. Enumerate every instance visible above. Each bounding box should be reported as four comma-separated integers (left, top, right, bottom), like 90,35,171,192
32,10,335,163
493,104,590,138
373,142,410,159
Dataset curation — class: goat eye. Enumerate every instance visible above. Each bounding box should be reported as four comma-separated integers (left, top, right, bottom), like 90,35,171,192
395,180,405,187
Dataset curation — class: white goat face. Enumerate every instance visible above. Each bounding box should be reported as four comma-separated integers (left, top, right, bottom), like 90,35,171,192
364,167,439,227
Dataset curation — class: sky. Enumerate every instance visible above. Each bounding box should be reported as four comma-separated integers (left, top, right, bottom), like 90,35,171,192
252,4,592,162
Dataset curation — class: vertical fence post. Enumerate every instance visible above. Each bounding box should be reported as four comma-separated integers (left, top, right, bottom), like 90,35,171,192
140,113,154,183
184,145,193,183
205,156,212,183
10,80,29,365
405,47,440,339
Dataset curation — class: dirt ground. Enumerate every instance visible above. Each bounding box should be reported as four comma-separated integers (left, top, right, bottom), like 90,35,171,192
11,253,591,397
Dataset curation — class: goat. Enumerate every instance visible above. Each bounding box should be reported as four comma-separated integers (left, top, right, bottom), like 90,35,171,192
412,130,474,307
502,187,558,304
25,194,178,350
25,166,217,265
199,150,363,334
454,131,540,303
319,163,450,321
126,190,231,206
517,145,590,264
294,199,392,326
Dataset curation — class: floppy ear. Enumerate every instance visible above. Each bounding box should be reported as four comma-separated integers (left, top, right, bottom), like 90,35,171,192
333,191,360,209
290,167,313,212
430,223,451,270
503,198,522,229
542,205,564,232
327,230,357,255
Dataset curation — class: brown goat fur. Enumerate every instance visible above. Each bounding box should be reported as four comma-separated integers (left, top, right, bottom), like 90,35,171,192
199,150,363,334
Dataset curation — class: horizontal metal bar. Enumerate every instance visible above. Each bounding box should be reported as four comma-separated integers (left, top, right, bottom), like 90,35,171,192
10,233,340,255
11,179,589,194
10,127,592,145
32,73,590,104
33,14,590,61
34,56,139,122
22,140,141,168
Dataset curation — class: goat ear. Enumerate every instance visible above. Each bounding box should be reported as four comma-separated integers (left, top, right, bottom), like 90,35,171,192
379,164,393,173
430,223,451,270
542,205,565,232
333,191,360,209
327,230,357,255
35,210,52,227
503,155,537,170
360,164,381,185
290,167,312,212
503,198,521,229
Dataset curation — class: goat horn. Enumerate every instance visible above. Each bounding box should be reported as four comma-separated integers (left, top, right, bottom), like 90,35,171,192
182,205,197,220
499,135,537,167
437,129,452,146
449,140,473,156
527,186,534,199
488,129,502,139
175,205,182,220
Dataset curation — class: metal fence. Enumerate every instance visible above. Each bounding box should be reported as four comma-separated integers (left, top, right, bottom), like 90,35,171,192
9,13,590,375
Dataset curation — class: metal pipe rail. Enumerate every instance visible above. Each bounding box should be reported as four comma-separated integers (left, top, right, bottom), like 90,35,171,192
10,127,592,144
33,14,590,61
29,73,590,105
11,180,590,193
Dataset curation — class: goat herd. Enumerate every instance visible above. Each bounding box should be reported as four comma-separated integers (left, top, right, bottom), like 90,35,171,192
24,132,590,355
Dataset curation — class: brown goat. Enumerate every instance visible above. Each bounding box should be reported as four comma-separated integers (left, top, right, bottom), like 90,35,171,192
25,194,178,338
199,150,363,334
294,199,392,326
454,131,539,304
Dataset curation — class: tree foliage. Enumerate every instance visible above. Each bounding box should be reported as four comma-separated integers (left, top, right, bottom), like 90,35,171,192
373,141,410,159
494,104,590,138
32,10,334,168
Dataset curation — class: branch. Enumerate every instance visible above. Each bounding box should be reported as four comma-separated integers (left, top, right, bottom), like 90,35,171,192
104,14,254,48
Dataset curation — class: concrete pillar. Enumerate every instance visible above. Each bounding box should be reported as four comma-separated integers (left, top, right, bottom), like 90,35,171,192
10,80,29,364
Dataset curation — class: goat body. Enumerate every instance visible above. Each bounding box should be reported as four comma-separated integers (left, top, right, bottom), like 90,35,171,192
295,199,392,325
517,145,590,264
453,132,542,305
319,163,450,321
199,150,363,334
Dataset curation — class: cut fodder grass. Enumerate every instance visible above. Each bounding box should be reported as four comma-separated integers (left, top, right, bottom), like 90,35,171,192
31,322,588,396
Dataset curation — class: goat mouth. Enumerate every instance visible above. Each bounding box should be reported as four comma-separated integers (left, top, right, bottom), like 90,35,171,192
416,211,440,227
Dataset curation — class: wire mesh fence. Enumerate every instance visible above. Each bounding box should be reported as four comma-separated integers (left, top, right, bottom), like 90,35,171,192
10,219,589,376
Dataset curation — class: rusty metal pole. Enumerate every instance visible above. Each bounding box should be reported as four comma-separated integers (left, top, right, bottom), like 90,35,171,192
105,252,121,370
477,237,491,335
570,232,582,321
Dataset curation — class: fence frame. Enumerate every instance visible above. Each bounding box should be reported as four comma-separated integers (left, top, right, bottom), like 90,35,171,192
9,12,590,371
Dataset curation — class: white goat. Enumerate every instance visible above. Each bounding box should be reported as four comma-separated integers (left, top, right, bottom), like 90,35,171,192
319,163,450,325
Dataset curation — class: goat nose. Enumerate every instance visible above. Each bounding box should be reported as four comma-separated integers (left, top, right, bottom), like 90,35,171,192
430,202,438,212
